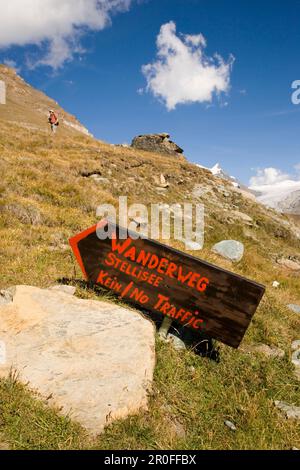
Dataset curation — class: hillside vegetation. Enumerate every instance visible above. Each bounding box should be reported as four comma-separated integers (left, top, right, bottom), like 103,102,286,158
0,89,300,449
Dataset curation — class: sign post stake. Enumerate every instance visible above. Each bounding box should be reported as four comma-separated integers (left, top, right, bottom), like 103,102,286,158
158,317,173,339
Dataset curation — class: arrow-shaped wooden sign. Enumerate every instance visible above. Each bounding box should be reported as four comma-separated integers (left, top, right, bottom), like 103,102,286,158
69,220,265,348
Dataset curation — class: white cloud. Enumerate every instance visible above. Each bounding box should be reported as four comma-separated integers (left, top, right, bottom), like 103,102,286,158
249,167,290,186
142,21,234,110
0,0,132,69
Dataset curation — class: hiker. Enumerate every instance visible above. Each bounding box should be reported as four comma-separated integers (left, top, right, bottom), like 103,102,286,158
48,110,59,133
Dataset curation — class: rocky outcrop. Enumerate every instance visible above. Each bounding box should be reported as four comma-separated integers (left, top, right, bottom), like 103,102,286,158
0,285,156,434
131,133,184,156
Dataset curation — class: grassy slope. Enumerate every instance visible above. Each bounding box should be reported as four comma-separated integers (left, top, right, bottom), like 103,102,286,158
0,120,299,450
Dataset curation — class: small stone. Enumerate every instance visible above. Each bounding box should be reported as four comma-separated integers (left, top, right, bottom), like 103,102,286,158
155,187,168,192
154,174,170,189
167,334,186,351
160,174,167,185
274,401,300,420
50,285,76,296
184,240,203,251
224,420,237,431
291,340,300,351
291,349,300,368
288,304,300,315
212,240,244,263
272,281,280,288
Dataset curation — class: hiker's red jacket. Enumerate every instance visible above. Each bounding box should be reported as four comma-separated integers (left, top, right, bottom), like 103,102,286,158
49,113,58,124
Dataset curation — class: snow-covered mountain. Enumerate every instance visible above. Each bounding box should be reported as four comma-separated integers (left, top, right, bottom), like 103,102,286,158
250,179,300,215
197,161,300,215
196,162,257,195
197,162,239,186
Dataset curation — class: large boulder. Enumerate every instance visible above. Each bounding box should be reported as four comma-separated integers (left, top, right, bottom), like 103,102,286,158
212,240,245,263
0,285,155,434
131,133,184,156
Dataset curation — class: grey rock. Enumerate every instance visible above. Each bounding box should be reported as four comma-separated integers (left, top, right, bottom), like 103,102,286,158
212,240,244,263
274,401,300,420
288,304,300,314
167,334,186,351
183,240,203,251
0,286,156,434
224,420,237,431
131,133,184,156
291,349,300,368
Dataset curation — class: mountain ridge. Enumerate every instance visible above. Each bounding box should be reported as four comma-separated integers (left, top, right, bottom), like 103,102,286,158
0,65,92,137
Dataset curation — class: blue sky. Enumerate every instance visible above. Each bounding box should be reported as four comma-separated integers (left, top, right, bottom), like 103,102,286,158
1,0,300,185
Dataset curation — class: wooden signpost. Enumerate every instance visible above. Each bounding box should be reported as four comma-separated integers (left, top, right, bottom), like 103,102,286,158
69,220,265,348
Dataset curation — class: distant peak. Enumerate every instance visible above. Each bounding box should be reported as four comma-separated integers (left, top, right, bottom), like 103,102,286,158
210,163,222,175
